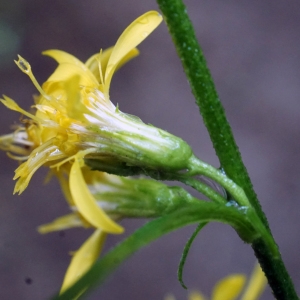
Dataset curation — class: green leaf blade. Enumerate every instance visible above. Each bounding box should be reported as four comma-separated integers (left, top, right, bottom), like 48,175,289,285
52,202,255,300
178,222,207,289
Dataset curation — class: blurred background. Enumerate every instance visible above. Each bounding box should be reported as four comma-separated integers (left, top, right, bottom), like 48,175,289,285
0,0,300,299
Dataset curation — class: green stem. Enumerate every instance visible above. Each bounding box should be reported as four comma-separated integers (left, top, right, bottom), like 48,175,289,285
156,0,267,228
187,155,250,207
253,238,299,300
178,176,226,204
156,0,298,298
247,209,299,299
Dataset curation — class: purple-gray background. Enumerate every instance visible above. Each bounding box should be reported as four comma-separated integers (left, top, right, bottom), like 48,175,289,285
0,0,300,299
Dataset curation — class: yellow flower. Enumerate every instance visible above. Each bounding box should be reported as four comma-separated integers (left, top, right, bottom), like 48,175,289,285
0,10,164,197
60,228,106,295
37,163,116,293
0,10,166,238
1,9,193,205
38,161,194,294
166,263,267,300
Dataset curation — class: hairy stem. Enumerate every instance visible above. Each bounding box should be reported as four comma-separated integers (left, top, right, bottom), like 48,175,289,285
156,0,298,298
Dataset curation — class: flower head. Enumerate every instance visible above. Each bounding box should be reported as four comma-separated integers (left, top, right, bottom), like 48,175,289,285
0,10,193,195
36,159,129,293
166,263,267,300
38,160,196,293
37,163,127,292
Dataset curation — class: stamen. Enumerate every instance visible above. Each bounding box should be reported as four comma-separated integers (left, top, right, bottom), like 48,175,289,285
7,152,29,161
37,213,83,234
35,104,57,114
98,49,104,85
1,96,40,122
14,55,52,101
0,131,33,157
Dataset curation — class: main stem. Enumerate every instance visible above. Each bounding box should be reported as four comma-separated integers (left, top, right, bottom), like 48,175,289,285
156,0,298,298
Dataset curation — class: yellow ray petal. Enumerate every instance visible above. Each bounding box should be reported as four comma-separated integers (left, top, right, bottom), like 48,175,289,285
43,63,98,89
189,291,207,300
240,264,267,300
43,50,89,71
212,274,246,300
164,294,176,300
43,50,98,88
104,11,162,96
85,47,139,84
38,213,83,234
60,229,106,293
69,159,124,234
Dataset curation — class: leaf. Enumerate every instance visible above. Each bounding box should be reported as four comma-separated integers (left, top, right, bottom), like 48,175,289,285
52,202,257,300
178,222,207,289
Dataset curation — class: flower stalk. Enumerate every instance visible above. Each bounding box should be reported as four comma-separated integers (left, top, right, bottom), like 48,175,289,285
187,156,250,207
